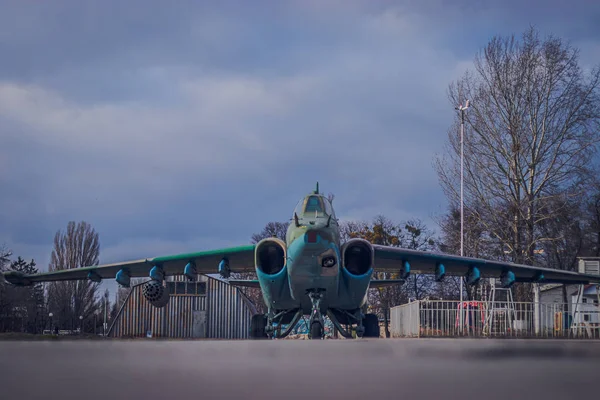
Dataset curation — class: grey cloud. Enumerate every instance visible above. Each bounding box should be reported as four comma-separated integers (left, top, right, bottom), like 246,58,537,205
1,0,599,272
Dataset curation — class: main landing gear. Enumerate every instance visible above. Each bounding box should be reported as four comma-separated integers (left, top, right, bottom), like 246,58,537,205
305,289,380,340
250,309,304,340
250,311,380,340
326,309,380,339
249,290,380,340
362,313,380,338
250,314,268,339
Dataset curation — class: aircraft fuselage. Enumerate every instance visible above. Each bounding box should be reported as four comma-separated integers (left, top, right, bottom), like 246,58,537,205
255,189,374,317
286,212,342,313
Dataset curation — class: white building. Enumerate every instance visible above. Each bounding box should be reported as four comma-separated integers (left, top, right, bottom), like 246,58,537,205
571,285,599,325
537,258,600,333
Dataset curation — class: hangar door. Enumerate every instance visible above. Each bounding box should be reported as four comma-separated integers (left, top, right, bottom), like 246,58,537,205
192,310,207,338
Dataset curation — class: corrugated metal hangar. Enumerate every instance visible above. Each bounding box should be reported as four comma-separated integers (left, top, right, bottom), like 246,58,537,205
108,274,257,339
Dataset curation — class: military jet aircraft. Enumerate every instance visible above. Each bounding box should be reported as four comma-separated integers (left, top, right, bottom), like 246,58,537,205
4,184,600,339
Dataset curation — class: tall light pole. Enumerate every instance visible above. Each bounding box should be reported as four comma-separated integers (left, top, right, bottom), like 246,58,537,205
103,291,108,336
455,99,470,333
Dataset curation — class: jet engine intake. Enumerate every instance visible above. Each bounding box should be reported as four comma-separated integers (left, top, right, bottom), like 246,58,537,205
255,238,287,276
341,238,374,276
142,279,170,308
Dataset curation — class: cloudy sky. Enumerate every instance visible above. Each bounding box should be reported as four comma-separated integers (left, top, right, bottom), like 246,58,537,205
1,0,599,296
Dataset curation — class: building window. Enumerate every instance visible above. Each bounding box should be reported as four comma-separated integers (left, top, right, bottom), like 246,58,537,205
197,282,207,295
166,281,207,296
582,298,587,303
176,282,185,295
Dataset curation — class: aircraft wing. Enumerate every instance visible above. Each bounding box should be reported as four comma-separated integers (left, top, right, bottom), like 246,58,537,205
2,245,256,286
372,245,600,286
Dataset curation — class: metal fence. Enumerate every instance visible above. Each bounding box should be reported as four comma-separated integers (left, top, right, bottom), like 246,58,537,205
390,300,600,339
390,301,420,337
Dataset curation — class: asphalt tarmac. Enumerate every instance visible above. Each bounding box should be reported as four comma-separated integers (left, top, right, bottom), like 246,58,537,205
1,338,598,399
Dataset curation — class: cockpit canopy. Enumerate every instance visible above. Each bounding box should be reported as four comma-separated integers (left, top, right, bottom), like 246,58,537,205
293,194,335,219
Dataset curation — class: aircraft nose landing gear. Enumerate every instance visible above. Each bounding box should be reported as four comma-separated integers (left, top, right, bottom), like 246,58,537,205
307,289,326,340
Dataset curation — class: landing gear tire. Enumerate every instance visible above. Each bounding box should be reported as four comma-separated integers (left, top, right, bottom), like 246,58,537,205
355,325,365,338
310,322,323,340
250,314,268,339
363,313,380,338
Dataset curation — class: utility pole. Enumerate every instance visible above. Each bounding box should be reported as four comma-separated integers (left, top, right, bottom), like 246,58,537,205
455,99,470,334
103,291,108,336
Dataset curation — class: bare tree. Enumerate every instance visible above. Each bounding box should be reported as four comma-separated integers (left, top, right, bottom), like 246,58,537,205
47,221,101,330
436,203,508,301
401,219,438,300
0,245,10,269
339,220,369,243
579,174,600,257
0,245,13,331
435,27,600,300
250,222,288,244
